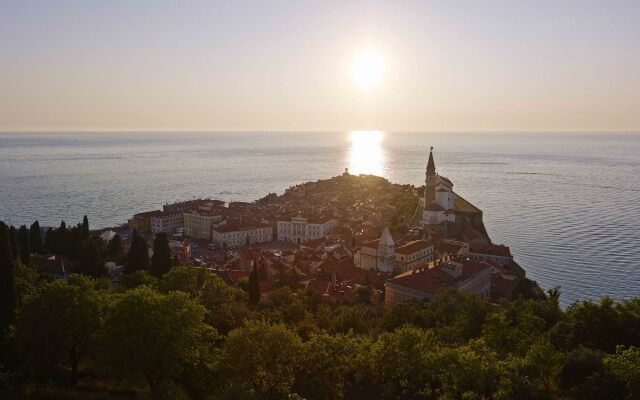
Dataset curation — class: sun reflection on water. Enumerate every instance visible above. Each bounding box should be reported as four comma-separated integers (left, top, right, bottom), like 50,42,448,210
348,131,385,176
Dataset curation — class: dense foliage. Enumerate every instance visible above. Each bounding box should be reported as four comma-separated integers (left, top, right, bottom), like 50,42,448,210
0,219,639,399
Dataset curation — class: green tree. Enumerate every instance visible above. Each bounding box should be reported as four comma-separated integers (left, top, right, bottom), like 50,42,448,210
43,227,54,253
56,220,69,255
29,220,42,254
371,326,440,399
159,266,235,332
76,236,106,277
14,276,105,386
248,262,260,306
0,222,18,329
106,233,123,263
124,230,149,274
81,215,90,238
295,332,374,400
17,225,31,265
150,233,171,277
604,346,640,400
222,320,302,399
100,286,209,400
8,226,18,261
354,285,374,304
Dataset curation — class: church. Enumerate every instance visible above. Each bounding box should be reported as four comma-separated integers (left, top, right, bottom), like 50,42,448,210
421,147,456,227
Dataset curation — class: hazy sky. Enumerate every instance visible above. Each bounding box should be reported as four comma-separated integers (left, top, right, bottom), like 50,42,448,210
1,1,639,132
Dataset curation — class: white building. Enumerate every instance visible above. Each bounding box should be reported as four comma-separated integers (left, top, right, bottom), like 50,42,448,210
277,215,336,244
212,223,273,248
183,211,223,240
395,240,435,273
151,212,184,235
357,227,395,273
421,147,456,226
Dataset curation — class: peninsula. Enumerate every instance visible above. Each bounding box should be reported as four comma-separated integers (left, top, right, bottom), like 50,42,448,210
94,147,536,303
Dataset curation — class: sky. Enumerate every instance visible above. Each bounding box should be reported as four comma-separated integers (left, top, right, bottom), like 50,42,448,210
1,0,639,132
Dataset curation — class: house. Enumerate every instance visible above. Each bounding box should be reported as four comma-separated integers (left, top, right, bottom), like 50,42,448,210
394,240,435,273
183,211,223,240
277,215,336,243
384,257,492,306
212,223,273,248
469,244,513,266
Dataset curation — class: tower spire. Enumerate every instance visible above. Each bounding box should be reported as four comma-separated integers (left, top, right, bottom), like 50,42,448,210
426,146,436,176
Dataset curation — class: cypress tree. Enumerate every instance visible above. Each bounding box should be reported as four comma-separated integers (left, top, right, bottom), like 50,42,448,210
8,226,19,261
0,222,18,329
29,220,42,254
124,230,149,274
44,227,54,253
106,233,123,262
56,220,68,255
81,215,89,238
76,236,106,277
150,233,171,277
248,262,260,306
17,225,31,265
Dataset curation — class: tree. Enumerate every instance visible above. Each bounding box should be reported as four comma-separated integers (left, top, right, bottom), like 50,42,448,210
76,236,106,277
604,346,640,400
159,266,235,332
106,233,123,262
8,226,19,261
124,230,149,274
371,326,440,399
100,286,209,400
81,215,89,239
56,220,69,255
17,225,31,265
248,262,260,306
295,332,374,400
14,276,105,385
0,222,18,329
43,227,54,253
150,233,171,277
222,320,302,399
29,220,42,254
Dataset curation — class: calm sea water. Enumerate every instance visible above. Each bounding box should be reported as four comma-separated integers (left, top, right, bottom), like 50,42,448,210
1,132,639,306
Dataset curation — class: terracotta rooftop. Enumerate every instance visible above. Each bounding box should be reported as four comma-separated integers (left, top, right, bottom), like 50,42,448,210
395,240,434,255
387,259,490,294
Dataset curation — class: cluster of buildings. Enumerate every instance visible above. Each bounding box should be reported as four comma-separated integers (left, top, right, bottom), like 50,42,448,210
120,148,524,306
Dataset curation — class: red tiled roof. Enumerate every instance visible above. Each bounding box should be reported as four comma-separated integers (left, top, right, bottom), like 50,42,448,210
470,244,512,257
387,259,490,294
395,240,434,255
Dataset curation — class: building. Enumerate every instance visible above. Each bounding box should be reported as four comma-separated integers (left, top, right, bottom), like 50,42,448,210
421,148,456,226
183,211,223,240
277,215,335,243
384,258,492,306
212,223,273,248
128,210,162,233
469,244,513,266
394,239,435,273
151,212,184,234
436,240,470,259
357,227,395,273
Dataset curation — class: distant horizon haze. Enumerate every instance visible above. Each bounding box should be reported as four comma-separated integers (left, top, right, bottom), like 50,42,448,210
2,1,639,132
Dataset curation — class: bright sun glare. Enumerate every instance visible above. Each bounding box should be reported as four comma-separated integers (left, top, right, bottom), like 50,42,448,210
351,48,385,91
349,131,385,176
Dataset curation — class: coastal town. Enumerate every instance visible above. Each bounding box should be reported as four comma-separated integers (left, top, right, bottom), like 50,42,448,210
73,148,531,305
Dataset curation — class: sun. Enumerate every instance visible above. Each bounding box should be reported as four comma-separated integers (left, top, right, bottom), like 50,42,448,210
351,47,385,91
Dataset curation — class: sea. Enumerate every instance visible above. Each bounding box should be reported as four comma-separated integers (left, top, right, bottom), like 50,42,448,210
1,131,639,307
